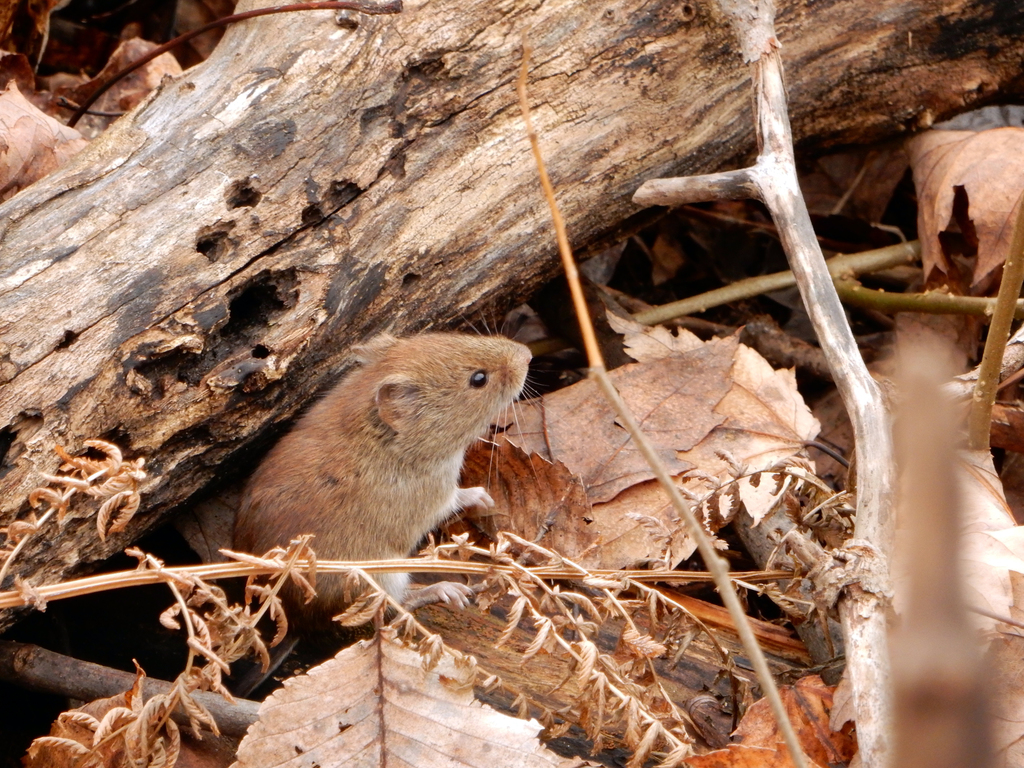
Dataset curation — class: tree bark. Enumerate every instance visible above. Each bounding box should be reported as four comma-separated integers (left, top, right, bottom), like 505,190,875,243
0,0,1021,621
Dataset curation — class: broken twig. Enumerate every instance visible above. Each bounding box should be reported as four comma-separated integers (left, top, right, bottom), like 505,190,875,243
633,3,896,764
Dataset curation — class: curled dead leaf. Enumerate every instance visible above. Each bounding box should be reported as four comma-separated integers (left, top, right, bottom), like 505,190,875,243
908,127,1024,287
0,82,87,202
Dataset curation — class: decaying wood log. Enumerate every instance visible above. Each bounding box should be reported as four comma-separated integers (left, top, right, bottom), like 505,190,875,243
0,0,1022,626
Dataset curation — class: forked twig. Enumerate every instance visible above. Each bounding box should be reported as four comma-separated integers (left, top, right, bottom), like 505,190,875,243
633,4,896,764
517,37,808,768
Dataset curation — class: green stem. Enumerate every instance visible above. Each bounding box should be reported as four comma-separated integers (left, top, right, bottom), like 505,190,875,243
835,280,1024,320
967,193,1024,450
633,241,920,325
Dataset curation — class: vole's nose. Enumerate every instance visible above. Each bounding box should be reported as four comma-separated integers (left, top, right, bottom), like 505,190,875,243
515,345,532,368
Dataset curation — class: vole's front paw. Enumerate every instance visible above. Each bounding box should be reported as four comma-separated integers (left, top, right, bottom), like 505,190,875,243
455,486,494,510
403,581,475,611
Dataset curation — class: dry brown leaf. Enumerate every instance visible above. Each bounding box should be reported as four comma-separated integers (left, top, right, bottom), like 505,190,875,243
502,314,818,570
587,479,703,569
651,226,687,286
608,314,705,363
828,673,856,733
907,127,1024,286
0,81,87,202
232,633,564,768
608,318,819,564
509,335,733,503
686,675,855,768
801,146,909,222
461,439,596,558
0,52,36,97
685,745,795,768
988,571,1024,763
0,0,61,64
613,315,820,486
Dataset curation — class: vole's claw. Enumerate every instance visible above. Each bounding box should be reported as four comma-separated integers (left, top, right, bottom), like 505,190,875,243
403,581,475,610
456,486,494,510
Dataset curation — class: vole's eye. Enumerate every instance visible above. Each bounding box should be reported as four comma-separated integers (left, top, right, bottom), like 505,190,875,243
469,370,488,388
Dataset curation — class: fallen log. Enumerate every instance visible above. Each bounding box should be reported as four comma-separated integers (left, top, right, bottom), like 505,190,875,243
0,0,1021,626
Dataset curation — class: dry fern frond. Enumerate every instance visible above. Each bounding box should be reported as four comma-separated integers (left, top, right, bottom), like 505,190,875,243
335,586,387,627
327,533,724,762
621,627,668,660
1,439,147,591
28,736,92,758
34,538,322,768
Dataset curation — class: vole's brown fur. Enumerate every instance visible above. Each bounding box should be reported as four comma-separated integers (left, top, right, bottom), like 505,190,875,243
234,332,531,633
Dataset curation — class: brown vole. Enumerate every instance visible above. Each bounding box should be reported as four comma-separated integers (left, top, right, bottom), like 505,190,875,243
234,331,531,633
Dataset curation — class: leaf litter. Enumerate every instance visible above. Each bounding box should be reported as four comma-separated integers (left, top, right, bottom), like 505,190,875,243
685,675,855,768
899,124,1024,768
7,10,1024,767
464,312,820,570
232,631,566,768
0,81,87,202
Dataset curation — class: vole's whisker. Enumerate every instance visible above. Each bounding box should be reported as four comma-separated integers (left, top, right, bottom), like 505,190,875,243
458,312,482,336
507,397,542,488
487,431,498,494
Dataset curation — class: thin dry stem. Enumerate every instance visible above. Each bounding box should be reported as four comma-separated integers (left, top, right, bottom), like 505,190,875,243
836,280,1024,320
0,555,788,610
517,40,808,768
517,39,604,369
0,508,55,590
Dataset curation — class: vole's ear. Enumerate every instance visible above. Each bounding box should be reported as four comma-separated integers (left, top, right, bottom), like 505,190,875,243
375,375,421,432
352,333,398,365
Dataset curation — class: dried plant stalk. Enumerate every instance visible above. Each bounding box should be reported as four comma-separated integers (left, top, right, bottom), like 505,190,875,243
0,552,788,611
517,37,808,768
632,5,897,763
892,344,992,768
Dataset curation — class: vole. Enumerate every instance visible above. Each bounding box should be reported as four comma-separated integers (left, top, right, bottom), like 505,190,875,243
234,331,531,635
